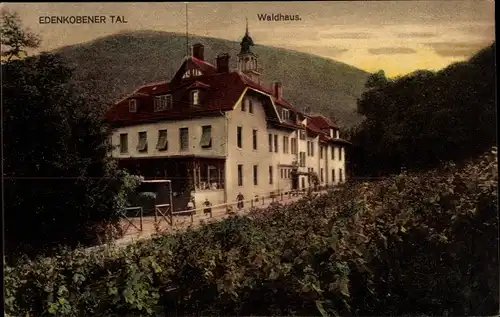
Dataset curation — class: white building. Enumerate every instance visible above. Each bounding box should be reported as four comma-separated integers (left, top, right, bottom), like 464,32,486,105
105,25,350,211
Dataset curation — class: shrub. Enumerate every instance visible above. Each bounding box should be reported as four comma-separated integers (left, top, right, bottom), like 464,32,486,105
4,148,498,316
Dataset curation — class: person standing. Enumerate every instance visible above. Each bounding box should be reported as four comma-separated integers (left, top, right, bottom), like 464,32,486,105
237,192,245,210
203,198,212,217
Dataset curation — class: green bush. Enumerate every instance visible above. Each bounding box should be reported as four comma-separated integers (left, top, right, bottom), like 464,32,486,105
4,149,498,316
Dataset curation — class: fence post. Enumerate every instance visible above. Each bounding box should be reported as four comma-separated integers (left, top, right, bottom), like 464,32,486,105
280,192,284,201
154,206,157,224
190,210,194,223
251,198,254,208
169,206,173,226
140,207,143,231
262,196,265,205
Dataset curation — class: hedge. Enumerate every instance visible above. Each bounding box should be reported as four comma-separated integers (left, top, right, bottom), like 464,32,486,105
5,148,498,316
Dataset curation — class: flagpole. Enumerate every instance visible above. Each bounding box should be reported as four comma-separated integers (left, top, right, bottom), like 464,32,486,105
185,2,189,58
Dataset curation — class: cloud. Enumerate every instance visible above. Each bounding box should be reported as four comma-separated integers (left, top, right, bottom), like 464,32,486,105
289,45,349,57
460,24,495,38
425,41,492,57
395,31,436,38
318,31,373,39
368,47,417,55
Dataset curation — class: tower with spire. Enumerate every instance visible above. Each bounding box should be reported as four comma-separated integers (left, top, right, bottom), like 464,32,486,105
237,18,261,82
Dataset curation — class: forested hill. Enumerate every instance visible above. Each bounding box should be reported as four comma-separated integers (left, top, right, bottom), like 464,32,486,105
349,42,496,176
53,30,370,127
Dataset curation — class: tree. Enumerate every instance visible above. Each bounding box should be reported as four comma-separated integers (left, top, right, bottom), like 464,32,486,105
349,43,496,177
1,8,41,62
3,52,140,260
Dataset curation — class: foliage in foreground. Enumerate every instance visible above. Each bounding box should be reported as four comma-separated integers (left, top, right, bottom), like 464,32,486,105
4,148,498,316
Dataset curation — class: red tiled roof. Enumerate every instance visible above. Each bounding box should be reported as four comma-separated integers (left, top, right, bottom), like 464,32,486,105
319,134,352,146
105,60,339,139
186,80,211,90
310,115,338,129
191,57,216,75
240,75,295,110
105,71,248,124
306,120,324,135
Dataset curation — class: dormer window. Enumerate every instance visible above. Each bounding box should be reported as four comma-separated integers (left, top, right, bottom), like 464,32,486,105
154,94,173,112
191,90,200,106
335,129,340,139
129,99,137,112
282,109,290,121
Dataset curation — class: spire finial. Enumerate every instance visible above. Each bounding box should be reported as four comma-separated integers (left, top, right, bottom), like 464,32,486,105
245,17,249,35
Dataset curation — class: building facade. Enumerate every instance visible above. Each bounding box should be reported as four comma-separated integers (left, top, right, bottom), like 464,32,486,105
105,25,350,211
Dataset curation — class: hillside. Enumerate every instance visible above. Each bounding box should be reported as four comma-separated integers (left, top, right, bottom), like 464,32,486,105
53,30,370,127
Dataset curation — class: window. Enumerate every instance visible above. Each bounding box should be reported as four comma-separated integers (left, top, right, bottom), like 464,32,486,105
268,133,273,152
191,90,200,106
195,162,225,190
299,152,306,167
129,99,137,112
249,99,253,113
338,147,342,160
180,128,189,151
274,134,278,153
320,146,324,159
283,136,289,153
269,166,273,184
291,138,297,154
280,168,284,179
299,130,306,140
339,168,343,182
332,169,336,182
165,94,173,109
154,97,161,111
252,129,257,150
241,98,246,111
253,165,258,185
119,133,128,153
137,131,147,152
182,69,203,79
311,142,314,156
154,94,173,112
237,126,242,148
282,109,289,121
336,130,340,139
332,146,335,160
320,168,324,182
200,125,212,148
156,129,168,151
307,141,310,156
238,164,243,186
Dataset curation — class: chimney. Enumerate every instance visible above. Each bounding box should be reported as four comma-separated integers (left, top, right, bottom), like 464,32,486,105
216,53,230,73
273,82,283,100
192,43,204,60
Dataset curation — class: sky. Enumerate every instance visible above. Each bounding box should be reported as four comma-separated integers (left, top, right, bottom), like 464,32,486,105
2,1,495,77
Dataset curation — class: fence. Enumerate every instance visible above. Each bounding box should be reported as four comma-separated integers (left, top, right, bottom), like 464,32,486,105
118,184,338,239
